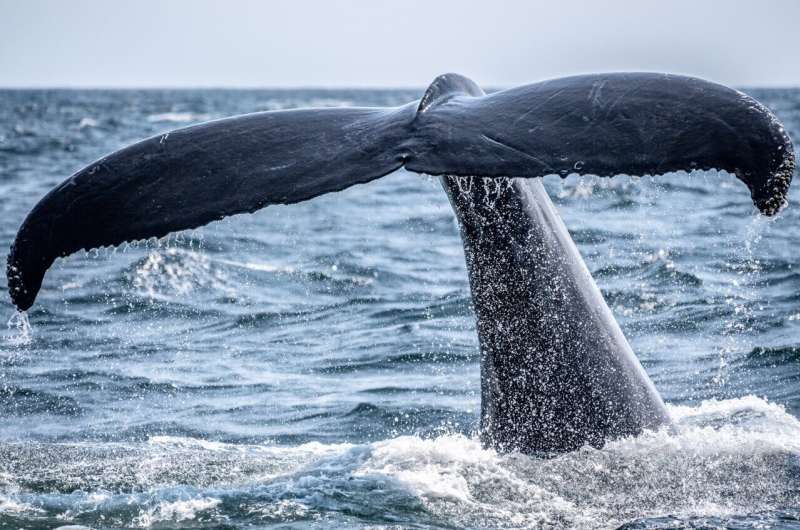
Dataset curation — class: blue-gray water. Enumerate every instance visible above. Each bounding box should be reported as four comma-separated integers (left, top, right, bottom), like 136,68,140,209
0,87,799,529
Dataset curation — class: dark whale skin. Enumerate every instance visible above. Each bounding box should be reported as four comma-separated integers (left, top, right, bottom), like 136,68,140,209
7,72,794,453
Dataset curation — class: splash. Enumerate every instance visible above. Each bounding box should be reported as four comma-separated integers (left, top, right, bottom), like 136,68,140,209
134,497,221,527
715,214,772,385
4,311,31,347
130,248,235,301
0,397,797,529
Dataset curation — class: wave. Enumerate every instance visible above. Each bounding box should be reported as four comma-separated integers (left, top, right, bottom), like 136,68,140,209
146,112,211,123
1,88,799,529
259,98,354,111
0,386,81,416
0,396,798,529
78,116,98,129
316,350,476,374
746,345,800,364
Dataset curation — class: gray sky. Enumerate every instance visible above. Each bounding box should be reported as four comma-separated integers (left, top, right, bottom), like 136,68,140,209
1,0,798,88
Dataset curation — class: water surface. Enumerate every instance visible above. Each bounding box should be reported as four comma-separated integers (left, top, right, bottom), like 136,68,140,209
0,87,799,529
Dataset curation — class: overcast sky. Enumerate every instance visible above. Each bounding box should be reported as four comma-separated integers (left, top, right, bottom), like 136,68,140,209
1,0,798,88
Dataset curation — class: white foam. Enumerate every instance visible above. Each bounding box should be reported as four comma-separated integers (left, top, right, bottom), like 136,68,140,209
217,258,296,274
1,397,797,529
78,117,98,129
0,495,42,515
261,98,353,111
148,435,352,457
135,497,220,526
146,112,210,123
350,396,800,528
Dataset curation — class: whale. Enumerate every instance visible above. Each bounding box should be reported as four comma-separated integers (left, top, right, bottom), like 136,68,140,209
6,72,795,453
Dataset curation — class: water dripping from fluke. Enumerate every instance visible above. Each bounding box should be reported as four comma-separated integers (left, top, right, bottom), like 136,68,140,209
6,310,32,347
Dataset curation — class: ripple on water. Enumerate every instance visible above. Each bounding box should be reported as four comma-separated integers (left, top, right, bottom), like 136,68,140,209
1,88,799,529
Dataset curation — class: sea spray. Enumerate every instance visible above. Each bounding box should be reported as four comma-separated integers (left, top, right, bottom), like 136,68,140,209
714,214,772,386
5,311,31,347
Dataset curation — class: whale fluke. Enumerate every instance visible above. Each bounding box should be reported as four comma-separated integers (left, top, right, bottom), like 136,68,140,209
6,72,796,454
7,106,414,310
408,73,795,216
7,73,795,313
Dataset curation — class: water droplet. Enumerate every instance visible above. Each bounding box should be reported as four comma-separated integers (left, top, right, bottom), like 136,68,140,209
6,311,32,346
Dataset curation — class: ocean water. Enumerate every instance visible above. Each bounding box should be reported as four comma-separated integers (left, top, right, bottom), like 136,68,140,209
0,86,799,529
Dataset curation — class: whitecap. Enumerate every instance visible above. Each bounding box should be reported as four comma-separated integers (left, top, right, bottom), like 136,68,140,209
135,497,220,526
146,112,211,123
78,117,98,129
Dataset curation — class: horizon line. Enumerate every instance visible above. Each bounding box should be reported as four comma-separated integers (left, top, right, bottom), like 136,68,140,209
0,83,432,91
1,81,799,91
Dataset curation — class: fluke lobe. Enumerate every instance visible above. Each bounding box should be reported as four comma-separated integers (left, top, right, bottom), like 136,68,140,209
7,73,796,453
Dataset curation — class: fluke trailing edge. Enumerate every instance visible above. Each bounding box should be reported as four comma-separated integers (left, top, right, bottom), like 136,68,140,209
7,73,796,453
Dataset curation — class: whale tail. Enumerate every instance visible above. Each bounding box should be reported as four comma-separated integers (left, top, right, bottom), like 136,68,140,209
7,72,796,310
7,106,413,310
